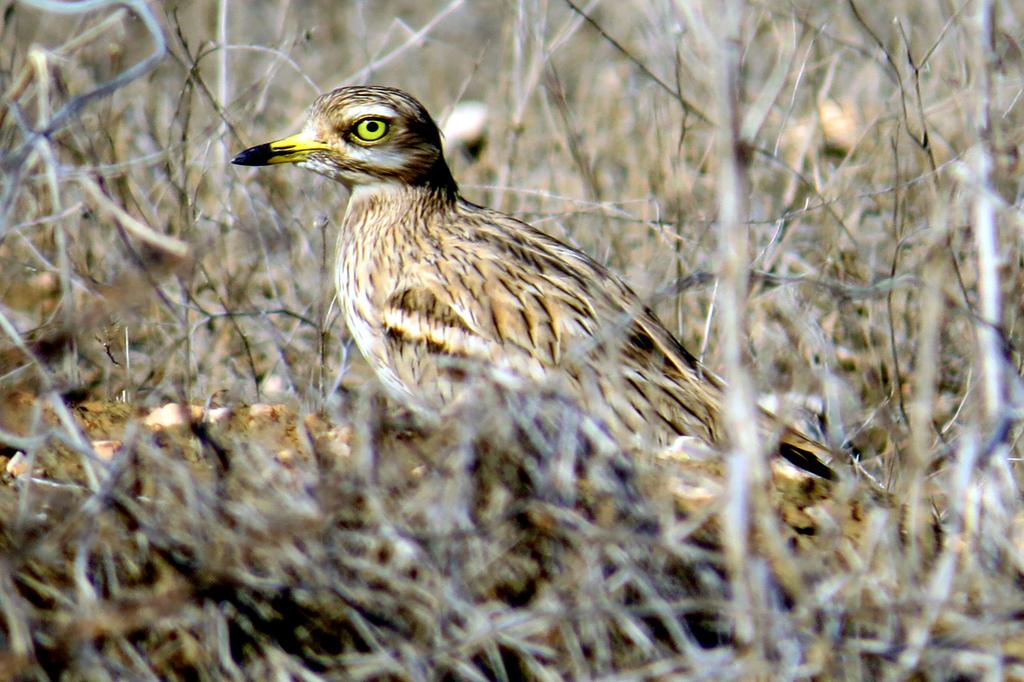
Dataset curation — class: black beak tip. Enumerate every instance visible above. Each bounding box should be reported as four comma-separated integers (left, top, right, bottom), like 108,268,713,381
231,144,272,166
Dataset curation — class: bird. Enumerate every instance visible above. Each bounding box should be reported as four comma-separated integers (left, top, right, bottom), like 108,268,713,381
232,85,834,479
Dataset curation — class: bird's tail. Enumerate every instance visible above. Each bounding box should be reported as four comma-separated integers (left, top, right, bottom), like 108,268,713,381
777,426,836,480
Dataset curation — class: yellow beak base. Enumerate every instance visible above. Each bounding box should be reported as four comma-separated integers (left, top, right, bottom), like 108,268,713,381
232,131,332,166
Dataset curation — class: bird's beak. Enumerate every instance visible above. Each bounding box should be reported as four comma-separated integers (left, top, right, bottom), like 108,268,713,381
232,130,332,166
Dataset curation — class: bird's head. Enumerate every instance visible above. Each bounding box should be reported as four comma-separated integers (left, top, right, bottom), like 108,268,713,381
233,85,457,198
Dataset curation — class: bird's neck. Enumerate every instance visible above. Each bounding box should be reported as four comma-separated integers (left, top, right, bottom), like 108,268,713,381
339,182,458,257
422,156,459,199
336,181,455,354
345,181,455,222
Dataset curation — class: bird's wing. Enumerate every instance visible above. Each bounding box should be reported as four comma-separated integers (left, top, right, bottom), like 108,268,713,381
382,208,834,477
381,249,585,382
381,284,498,361
390,209,729,440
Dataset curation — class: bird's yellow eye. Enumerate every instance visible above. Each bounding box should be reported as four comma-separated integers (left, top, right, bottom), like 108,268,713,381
353,118,389,143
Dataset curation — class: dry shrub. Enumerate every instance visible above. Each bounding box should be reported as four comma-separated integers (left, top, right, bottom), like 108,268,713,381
1,0,1023,679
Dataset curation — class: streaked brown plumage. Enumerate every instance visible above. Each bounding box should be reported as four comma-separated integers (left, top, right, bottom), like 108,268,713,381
233,85,834,479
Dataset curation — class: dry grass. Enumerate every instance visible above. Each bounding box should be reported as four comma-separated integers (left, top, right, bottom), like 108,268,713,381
1,0,1023,679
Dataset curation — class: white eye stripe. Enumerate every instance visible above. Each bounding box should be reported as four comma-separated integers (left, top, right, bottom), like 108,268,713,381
348,145,408,171
345,104,398,121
